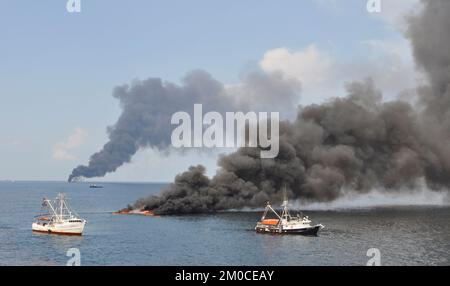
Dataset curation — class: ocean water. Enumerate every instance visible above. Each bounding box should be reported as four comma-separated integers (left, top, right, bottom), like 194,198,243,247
0,181,449,266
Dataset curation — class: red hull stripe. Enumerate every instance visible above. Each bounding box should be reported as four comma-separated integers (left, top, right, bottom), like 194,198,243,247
32,230,83,236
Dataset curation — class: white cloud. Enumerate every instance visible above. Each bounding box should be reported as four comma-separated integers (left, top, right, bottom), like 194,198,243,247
260,45,332,90
355,38,423,97
52,127,87,161
259,37,420,105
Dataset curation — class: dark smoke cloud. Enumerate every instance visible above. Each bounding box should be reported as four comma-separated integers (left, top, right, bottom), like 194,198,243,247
128,0,450,214
68,71,300,181
71,0,450,214
408,0,450,102
135,79,447,214
406,0,450,187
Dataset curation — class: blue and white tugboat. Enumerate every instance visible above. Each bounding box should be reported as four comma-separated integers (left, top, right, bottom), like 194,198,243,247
255,187,324,236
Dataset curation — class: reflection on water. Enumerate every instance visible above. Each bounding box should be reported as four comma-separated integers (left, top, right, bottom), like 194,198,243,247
0,181,449,265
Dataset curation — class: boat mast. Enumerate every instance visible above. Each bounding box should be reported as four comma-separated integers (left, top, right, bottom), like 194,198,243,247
60,193,63,220
265,203,282,220
281,185,290,220
45,198,58,219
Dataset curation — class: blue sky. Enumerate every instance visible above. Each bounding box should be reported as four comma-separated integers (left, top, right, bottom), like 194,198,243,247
0,0,420,181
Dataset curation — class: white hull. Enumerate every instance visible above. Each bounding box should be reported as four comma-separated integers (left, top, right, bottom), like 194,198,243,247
32,220,86,235
32,193,87,236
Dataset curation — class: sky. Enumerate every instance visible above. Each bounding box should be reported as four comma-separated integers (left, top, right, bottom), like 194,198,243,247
0,0,422,182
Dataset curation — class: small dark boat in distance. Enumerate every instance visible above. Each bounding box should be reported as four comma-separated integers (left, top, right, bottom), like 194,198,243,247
255,187,324,236
89,184,103,189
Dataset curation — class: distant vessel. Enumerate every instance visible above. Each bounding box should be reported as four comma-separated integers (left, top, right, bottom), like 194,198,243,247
32,193,87,235
255,187,324,236
89,184,103,189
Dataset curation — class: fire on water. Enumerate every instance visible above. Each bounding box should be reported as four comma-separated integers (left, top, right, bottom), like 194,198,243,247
112,209,159,217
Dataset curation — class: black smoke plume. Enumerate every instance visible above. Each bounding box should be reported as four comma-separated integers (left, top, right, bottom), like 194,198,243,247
68,71,300,182
129,0,450,214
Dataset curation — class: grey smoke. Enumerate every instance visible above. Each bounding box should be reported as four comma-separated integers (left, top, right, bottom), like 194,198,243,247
68,71,300,182
129,0,450,214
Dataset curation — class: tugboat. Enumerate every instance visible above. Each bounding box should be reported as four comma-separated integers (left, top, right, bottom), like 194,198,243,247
255,187,324,236
32,193,87,236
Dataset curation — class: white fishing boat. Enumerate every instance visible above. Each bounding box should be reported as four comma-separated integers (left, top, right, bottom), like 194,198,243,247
32,193,86,236
255,187,324,236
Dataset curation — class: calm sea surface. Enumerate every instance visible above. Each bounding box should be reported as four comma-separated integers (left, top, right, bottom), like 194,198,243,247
0,181,449,266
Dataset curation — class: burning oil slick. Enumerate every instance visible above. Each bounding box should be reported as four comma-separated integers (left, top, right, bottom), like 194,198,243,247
131,79,449,215
75,1,450,215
